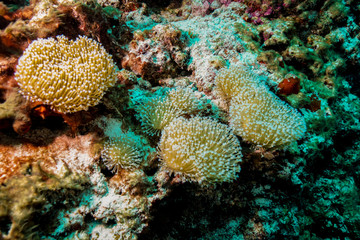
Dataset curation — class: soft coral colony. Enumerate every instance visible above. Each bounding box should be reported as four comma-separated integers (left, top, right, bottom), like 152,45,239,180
15,35,118,113
0,0,359,239
13,34,307,182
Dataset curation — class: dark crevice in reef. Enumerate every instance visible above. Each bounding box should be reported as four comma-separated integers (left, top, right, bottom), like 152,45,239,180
0,215,11,235
143,159,160,176
141,0,182,9
0,16,10,30
344,67,360,98
30,116,66,132
0,126,20,141
99,158,116,179
1,0,29,9
139,183,247,240
0,89,7,103
333,129,360,153
139,184,201,240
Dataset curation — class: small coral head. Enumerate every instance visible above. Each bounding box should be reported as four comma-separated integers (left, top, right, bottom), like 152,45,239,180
159,117,242,184
15,35,117,113
215,65,259,104
230,86,307,149
101,137,143,173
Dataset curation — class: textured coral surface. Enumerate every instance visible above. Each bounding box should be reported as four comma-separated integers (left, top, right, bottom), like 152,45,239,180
0,0,360,239
15,35,117,113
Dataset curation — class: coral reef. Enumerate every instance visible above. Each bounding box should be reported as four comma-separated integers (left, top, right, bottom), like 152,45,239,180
0,163,88,240
0,0,359,239
0,89,30,134
122,23,189,83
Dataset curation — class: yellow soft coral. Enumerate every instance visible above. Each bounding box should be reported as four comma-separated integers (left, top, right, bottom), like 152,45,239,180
101,136,143,173
215,65,260,104
136,96,180,136
215,64,306,149
159,117,242,184
15,35,117,113
229,84,306,149
135,88,201,136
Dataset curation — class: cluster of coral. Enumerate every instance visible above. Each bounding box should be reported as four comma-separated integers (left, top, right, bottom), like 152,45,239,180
216,65,306,148
0,0,359,239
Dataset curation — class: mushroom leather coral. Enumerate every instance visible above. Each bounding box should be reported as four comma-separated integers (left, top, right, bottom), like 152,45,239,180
230,85,306,149
101,136,143,173
15,35,117,113
159,117,242,184
135,88,200,136
215,65,306,149
215,64,260,104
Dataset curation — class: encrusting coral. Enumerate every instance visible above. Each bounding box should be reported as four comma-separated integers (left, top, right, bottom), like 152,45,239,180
0,162,88,240
159,117,242,184
14,35,117,113
121,23,188,82
0,89,30,134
